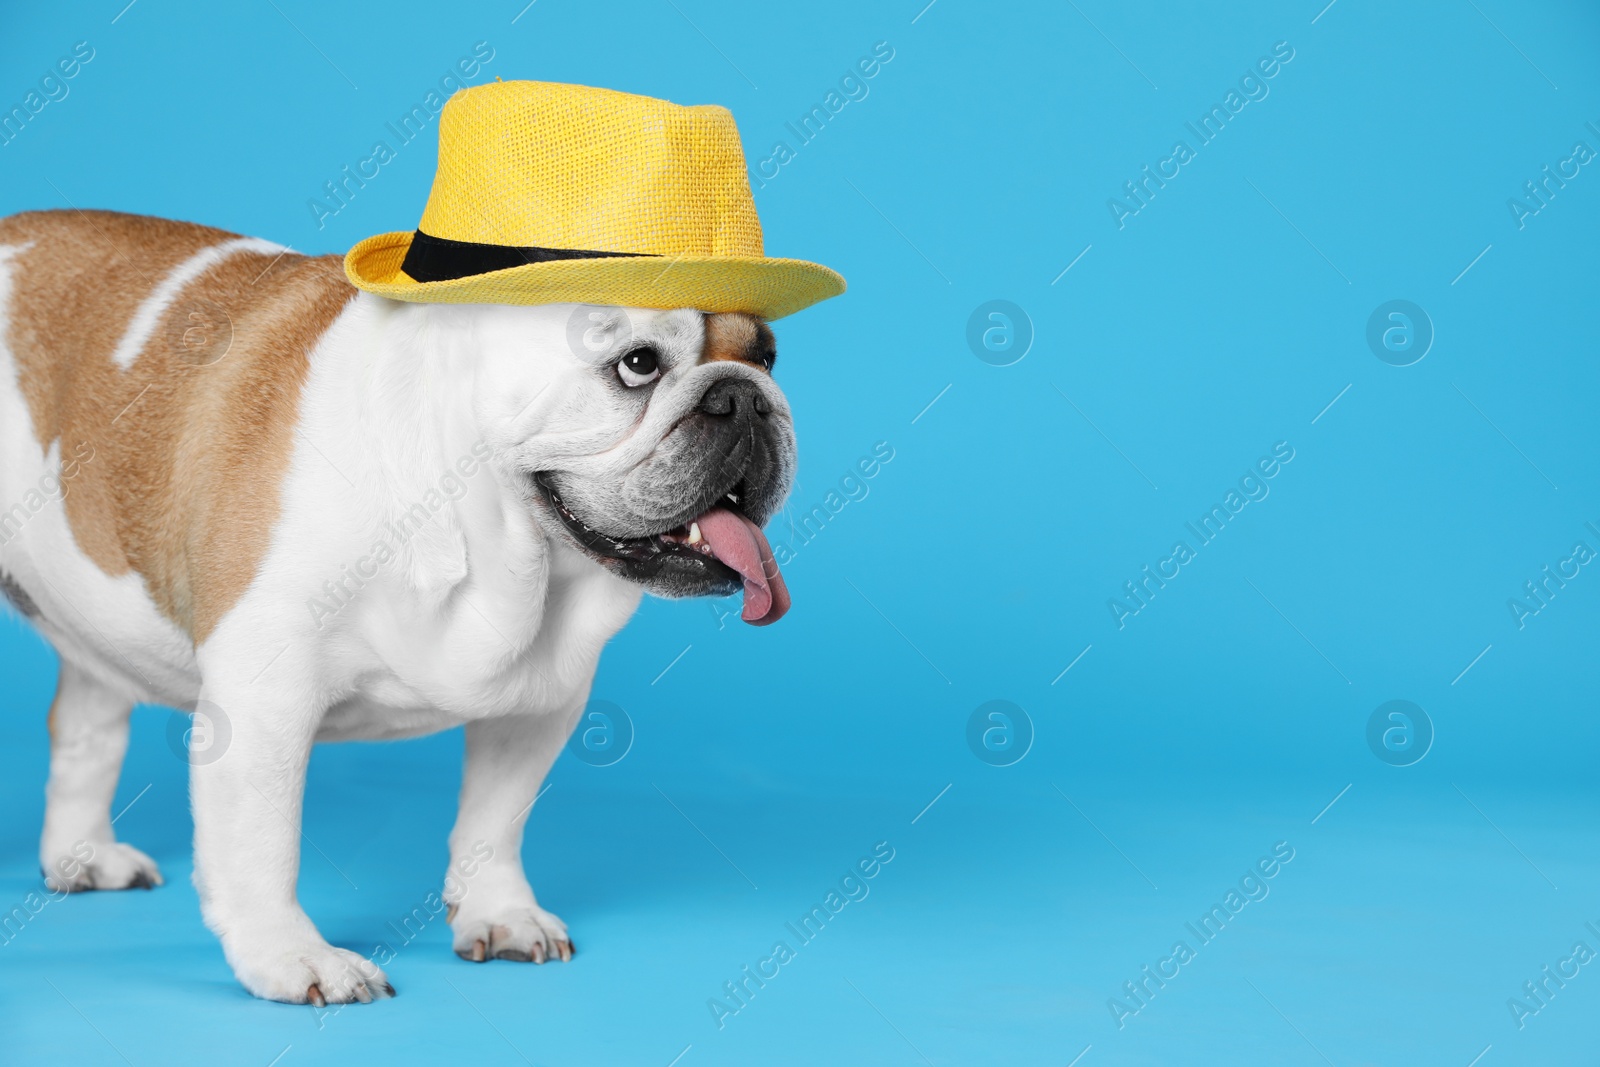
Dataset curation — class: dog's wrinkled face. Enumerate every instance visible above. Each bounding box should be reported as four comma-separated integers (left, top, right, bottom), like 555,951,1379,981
464,303,796,624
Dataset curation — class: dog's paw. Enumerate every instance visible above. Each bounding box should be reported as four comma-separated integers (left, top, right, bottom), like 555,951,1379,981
42,842,163,892
230,939,394,1005
451,904,573,964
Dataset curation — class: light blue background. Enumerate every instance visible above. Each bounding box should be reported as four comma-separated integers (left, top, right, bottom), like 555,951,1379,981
3,1,1599,1063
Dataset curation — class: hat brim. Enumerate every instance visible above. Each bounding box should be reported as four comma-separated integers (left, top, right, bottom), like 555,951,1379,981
344,231,845,321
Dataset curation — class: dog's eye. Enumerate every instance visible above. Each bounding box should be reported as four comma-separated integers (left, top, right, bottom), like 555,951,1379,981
617,347,661,387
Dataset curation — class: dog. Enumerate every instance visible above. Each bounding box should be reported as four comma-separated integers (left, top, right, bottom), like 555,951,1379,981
0,204,808,1003
0,76,844,1008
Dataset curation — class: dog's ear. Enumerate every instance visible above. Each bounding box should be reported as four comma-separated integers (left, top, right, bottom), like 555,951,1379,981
701,313,776,373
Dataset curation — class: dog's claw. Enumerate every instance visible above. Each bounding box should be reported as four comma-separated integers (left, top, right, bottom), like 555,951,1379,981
354,983,373,1004
382,982,396,997
452,905,571,965
307,984,326,1008
127,867,164,890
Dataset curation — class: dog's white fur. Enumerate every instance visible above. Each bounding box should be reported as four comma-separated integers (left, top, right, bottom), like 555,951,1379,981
0,243,794,1003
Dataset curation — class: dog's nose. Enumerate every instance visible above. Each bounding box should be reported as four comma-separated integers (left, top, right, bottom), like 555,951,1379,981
697,377,771,418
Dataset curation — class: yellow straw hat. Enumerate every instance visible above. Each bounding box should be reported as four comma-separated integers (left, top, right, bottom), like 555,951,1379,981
345,80,845,320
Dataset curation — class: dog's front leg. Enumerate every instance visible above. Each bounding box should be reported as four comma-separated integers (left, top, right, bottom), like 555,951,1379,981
447,710,579,964
189,679,392,1005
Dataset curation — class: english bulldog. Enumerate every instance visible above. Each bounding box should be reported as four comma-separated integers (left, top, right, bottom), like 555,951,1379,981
0,208,795,1004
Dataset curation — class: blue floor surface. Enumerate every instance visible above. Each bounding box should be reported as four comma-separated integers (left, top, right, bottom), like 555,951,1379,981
2,670,1596,1065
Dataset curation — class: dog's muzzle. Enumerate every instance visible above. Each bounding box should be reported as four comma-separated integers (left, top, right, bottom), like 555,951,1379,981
533,374,794,625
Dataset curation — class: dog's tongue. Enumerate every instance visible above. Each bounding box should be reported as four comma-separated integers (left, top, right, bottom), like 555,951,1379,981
696,507,790,625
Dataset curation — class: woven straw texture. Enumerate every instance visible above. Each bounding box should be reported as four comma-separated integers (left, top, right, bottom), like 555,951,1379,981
345,81,844,320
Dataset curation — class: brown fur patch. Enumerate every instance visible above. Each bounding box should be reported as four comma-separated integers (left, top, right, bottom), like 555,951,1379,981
0,209,356,643
701,312,775,372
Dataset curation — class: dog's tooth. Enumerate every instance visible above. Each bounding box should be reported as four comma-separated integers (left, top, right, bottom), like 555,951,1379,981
688,522,703,545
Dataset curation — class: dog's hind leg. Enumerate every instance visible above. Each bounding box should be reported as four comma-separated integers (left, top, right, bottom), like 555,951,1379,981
446,710,579,965
39,658,164,891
